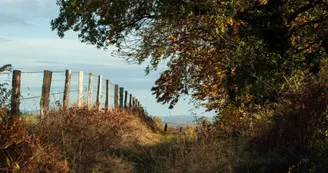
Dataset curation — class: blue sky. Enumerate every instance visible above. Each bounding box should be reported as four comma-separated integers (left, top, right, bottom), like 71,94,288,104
0,0,214,117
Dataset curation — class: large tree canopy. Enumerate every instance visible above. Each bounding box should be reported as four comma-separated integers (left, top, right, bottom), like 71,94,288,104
52,0,328,111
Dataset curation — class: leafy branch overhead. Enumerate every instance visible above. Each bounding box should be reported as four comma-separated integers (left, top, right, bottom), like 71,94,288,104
52,0,328,110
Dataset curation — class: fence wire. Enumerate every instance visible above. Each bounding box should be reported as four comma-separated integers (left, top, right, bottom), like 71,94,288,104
9,70,143,115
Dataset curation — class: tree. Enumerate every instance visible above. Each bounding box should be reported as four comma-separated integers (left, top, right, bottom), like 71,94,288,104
51,0,328,111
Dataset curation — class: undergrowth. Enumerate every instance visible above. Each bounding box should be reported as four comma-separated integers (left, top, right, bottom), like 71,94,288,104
0,112,70,172
1,70,328,172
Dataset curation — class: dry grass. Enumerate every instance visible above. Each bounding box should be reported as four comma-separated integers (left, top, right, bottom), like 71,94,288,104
2,105,249,173
7,103,310,173
0,114,70,172
21,114,39,126
29,107,162,173
16,107,231,173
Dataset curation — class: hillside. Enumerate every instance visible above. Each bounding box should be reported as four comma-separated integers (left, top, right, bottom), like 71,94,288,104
2,107,168,172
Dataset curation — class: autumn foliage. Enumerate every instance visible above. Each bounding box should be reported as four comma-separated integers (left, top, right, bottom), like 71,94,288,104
2,0,328,172
52,0,328,111
0,113,70,173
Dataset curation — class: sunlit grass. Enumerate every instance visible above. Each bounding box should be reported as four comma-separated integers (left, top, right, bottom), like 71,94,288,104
21,114,40,125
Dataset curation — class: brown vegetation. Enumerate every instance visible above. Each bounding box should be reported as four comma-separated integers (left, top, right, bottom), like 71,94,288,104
33,107,162,173
0,111,70,173
1,73,328,173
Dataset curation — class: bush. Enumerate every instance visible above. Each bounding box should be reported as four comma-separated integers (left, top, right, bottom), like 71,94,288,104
140,70,328,173
0,112,69,173
243,72,328,172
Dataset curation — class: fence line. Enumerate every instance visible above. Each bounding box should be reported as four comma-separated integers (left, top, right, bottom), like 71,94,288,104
21,71,69,74
21,91,65,100
9,69,147,117
0,70,125,90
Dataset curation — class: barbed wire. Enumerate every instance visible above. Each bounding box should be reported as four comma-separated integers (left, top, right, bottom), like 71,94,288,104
5,70,125,91
6,69,149,116
21,95,42,100
20,89,80,101
21,98,38,113
20,71,79,74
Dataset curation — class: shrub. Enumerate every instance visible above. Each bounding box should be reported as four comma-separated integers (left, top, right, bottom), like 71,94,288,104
244,72,328,172
0,112,69,173
140,70,328,173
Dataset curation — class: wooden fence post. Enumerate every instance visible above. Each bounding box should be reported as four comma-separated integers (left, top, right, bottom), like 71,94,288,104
136,99,139,108
87,73,93,110
132,97,137,113
40,70,52,118
124,91,128,109
114,84,118,109
139,107,143,116
96,75,103,110
129,94,132,108
137,102,141,114
164,123,168,132
105,80,111,111
78,71,84,108
11,70,21,115
63,69,71,110
119,87,124,108
139,106,143,115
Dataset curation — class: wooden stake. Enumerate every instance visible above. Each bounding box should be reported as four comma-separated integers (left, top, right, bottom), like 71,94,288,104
11,70,21,115
78,71,84,108
114,84,118,109
40,70,52,118
132,97,136,107
129,94,132,108
96,75,103,110
63,69,71,110
124,91,128,109
87,73,93,110
119,87,124,108
105,80,111,111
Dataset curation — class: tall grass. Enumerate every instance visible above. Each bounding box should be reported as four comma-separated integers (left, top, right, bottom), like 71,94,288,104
33,107,162,173
2,70,328,172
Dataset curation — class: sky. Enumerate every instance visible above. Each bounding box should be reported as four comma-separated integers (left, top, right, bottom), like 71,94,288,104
0,0,214,118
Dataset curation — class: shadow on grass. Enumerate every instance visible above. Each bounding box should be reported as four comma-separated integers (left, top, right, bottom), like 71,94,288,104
107,133,197,173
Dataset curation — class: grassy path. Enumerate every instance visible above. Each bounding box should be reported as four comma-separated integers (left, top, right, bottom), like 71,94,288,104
20,111,195,173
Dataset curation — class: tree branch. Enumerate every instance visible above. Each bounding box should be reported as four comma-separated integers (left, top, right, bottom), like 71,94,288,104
288,0,323,23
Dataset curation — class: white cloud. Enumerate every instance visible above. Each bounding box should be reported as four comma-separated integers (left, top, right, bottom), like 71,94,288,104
0,37,125,67
0,0,214,117
0,0,58,23
0,0,24,6
0,37,13,42
0,12,36,28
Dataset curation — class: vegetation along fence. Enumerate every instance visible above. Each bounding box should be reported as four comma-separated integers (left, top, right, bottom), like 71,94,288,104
8,70,147,117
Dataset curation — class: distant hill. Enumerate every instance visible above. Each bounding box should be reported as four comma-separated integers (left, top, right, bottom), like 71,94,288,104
158,115,213,126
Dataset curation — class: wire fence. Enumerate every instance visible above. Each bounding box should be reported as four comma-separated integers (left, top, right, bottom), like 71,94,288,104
1,70,141,115
1,69,202,129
